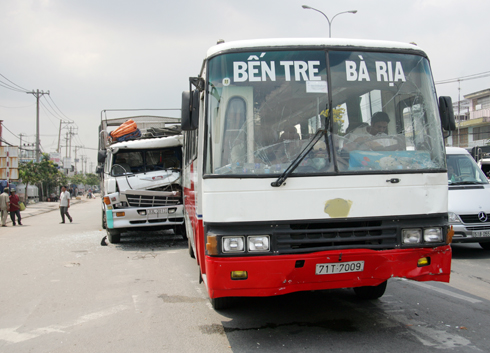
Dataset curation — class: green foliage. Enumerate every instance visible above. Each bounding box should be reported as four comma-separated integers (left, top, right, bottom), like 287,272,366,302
85,173,100,186
70,174,86,186
18,160,67,200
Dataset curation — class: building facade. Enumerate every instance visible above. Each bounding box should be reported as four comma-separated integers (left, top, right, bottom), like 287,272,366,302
449,88,490,148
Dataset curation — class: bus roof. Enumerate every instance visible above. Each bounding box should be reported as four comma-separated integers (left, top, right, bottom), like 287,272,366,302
206,38,425,58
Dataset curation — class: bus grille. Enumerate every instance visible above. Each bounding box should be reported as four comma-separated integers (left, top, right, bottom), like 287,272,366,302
126,194,180,207
274,222,398,254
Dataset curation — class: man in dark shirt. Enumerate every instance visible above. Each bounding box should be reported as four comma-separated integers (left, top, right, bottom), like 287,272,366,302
9,189,22,226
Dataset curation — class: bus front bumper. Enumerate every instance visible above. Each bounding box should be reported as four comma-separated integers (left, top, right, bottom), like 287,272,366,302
205,246,451,299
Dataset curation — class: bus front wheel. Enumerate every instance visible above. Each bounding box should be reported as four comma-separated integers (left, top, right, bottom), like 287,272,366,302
210,297,233,310
353,280,387,300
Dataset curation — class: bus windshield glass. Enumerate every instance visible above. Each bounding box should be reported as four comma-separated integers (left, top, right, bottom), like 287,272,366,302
205,49,446,176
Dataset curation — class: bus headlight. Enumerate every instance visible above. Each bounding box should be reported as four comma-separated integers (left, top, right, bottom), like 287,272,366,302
222,236,245,253
424,228,443,242
248,235,270,252
402,228,422,244
448,212,462,223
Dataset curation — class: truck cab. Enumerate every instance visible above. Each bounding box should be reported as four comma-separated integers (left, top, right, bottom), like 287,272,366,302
98,114,185,243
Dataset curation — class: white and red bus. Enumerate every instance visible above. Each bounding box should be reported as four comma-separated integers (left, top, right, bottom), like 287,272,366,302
181,38,455,309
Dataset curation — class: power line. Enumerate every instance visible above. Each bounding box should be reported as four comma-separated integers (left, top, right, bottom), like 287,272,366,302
46,95,74,123
0,137,14,146
40,96,65,121
435,71,490,85
39,99,64,129
0,122,20,139
0,81,27,93
0,73,29,92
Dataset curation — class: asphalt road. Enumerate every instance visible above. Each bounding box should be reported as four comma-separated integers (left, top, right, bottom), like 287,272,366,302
1,199,490,352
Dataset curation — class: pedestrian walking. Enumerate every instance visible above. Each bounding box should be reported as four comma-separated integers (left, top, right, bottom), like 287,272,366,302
0,189,10,227
59,185,73,224
9,189,22,226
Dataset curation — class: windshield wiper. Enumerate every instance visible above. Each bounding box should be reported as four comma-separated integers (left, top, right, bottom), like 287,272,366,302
271,129,328,187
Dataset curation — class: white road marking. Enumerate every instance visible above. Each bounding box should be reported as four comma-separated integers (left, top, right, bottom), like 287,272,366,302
406,280,482,304
0,304,128,344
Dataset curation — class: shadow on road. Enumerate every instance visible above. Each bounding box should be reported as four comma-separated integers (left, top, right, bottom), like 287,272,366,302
104,229,187,252
451,243,490,260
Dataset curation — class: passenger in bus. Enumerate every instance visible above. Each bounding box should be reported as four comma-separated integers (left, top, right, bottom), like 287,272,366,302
277,124,302,162
278,125,300,142
343,112,403,151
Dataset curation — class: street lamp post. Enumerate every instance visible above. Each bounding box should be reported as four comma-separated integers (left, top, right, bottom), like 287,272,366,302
302,5,357,38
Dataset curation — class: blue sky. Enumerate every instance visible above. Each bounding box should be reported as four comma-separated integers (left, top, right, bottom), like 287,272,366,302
1,0,489,169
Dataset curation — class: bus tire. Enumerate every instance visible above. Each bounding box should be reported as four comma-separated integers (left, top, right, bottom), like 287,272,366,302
107,229,121,244
353,280,387,300
479,242,490,250
188,238,195,258
210,297,233,310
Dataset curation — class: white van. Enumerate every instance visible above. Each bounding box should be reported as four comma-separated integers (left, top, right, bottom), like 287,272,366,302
447,147,490,250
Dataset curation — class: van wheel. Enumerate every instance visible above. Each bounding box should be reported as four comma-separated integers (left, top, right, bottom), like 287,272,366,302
107,229,121,244
353,280,387,300
210,297,233,310
479,242,490,250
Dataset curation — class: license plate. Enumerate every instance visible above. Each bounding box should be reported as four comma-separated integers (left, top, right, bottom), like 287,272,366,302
315,261,364,275
148,208,168,215
473,230,490,238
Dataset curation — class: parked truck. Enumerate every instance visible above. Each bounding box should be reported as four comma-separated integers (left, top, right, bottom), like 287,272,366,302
97,112,185,243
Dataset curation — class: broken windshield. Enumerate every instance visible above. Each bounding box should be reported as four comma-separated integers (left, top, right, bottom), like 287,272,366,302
204,49,446,176
111,148,181,176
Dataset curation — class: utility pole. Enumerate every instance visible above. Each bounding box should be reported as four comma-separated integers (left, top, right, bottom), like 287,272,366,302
74,146,83,174
65,132,69,159
19,133,24,158
58,121,74,154
80,155,86,174
57,121,62,153
26,89,50,162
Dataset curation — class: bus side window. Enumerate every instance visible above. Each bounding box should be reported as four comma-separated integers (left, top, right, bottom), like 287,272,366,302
222,97,247,164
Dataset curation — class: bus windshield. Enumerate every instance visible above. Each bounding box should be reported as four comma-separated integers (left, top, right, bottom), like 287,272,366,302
205,49,446,176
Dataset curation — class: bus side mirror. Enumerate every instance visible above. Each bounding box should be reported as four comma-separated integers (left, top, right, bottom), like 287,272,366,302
439,96,456,131
181,90,199,131
97,150,107,163
96,166,104,174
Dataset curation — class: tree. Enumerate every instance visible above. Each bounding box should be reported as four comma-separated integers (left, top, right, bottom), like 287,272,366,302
18,162,40,201
70,174,86,186
85,173,100,186
18,160,67,201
